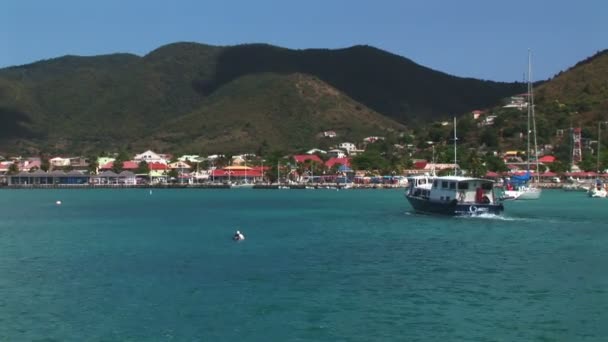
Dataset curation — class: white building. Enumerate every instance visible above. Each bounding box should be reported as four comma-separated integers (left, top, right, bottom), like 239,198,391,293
206,154,225,161
306,148,326,155
49,157,71,167
363,136,385,143
503,94,528,110
338,142,357,154
322,130,337,138
134,150,167,164
178,155,201,162
327,149,347,158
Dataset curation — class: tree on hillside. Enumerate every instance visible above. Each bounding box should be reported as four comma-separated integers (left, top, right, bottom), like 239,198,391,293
483,154,508,173
40,158,50,172
136,161,150,174
167,168,178,182
548,160,569,173
480,128,499,148
112,154,125,173
464,152,487,177
7,162,19,175
87,156,99,174
351,150,387,171
577,154,596,172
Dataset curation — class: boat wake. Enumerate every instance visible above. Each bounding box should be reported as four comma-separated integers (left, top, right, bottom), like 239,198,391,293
458,213,520,221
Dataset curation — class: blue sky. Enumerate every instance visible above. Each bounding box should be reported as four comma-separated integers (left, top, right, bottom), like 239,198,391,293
1,0,606,81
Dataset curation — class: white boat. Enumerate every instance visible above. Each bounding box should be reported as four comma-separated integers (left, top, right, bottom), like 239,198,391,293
405,118,504,216
588,186,607,198
406,175,504,216
516,185,542,200
230,182,254,188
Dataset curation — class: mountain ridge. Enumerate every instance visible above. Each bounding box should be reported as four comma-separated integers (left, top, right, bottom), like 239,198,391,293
4,42,600,155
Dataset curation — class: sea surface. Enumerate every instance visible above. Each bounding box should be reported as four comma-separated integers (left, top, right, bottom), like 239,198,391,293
0,189,606,341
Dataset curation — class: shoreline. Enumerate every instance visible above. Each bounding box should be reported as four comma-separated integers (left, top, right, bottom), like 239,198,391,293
0,184,404,190
0,182,572,190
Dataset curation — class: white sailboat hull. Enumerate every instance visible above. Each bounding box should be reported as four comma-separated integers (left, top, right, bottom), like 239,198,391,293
502,186,542,200
517,187,542,200
588,188,607,198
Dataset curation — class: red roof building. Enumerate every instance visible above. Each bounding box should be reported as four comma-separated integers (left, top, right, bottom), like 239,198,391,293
149,162,169,170
414,161,428,169
100,161,139,170
538,155,556,163
325,157,351,168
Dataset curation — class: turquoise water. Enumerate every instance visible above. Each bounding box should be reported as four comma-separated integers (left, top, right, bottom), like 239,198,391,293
0,189,607,341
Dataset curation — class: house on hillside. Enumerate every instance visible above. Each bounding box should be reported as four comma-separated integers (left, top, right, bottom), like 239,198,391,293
178,155,201,162
206,154,225,161
503,94,528,110
134,150,167,164
411,161,458,174
472,110,485,120
306,148,326,155
69,157,90,171
50,157,71,168
20,159,41,171
479,115,497,127
99,161,139,171
322,130,337,138
338,142,357,154
327,149,346,159
363,136,385,143
169,161,192,174
97,157,115,167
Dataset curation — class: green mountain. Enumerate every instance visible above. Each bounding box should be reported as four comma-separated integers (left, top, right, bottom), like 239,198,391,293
417,49,608,167
0,42,526,154
535,49,608,124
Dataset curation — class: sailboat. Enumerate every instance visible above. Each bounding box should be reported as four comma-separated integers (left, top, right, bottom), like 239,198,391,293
503,50,542,200
588,122,607,197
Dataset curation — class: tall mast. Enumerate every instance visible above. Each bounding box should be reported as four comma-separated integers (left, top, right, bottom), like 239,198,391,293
530,50,540,181
526,50,532,175
598,122,601,174
453,117,458,176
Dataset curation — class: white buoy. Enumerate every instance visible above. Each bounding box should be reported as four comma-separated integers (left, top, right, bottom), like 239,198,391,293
56,200,62,205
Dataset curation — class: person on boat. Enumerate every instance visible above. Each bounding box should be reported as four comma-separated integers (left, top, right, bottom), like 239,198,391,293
233,230,245,241
475,187,484,203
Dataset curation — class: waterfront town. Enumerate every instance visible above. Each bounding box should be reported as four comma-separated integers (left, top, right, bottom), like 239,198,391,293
0,133,603,189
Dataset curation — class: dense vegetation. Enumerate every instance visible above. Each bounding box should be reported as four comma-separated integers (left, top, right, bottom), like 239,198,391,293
0,42,522,155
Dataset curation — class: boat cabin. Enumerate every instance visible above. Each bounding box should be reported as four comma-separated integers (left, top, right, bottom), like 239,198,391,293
407,175,433,197
408,176,497,205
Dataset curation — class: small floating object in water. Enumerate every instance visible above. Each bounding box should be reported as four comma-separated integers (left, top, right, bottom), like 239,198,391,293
233,230,245,241
149,189,153,195
56,200,62,205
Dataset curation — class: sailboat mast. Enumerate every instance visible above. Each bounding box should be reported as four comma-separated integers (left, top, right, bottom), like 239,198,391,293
530,50,540,181
526,50,532,175
598,122,601,173
453,117,458,175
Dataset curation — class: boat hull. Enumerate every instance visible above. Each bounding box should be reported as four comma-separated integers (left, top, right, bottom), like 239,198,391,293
406,195,504,216
517,187,542,200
